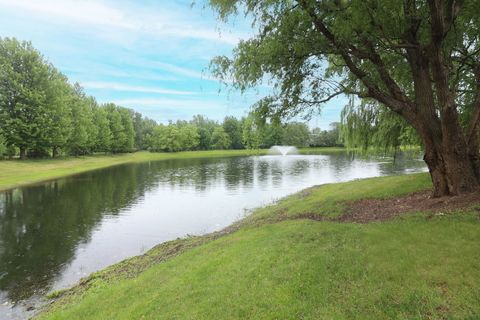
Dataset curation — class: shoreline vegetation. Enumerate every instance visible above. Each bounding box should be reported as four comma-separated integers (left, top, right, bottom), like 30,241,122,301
35,172,480,319
0,147,346,191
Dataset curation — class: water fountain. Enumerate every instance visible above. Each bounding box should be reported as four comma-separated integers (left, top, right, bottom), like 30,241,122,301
268,145,299,156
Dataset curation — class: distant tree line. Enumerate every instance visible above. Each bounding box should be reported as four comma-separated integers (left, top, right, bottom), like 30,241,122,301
0,38,341,159
148,116,342,153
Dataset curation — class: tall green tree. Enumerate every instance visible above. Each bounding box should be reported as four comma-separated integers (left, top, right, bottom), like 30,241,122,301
105,104,127,153
223,116,244,149
44,71,73,157
259,122,283,148
242,115,261,149
0,132,6,159
209,0,480,196
68,84,96,155
133,113,157,150
211,126,231,149
179,125,200,151
341,101,418,151
310,123,343,147
190,115,216,150
93,106,113,152
119,108,135,152
0,38,58,158
282,122,310,147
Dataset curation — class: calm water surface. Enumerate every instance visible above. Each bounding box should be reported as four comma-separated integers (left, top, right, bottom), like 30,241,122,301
0,152,426,319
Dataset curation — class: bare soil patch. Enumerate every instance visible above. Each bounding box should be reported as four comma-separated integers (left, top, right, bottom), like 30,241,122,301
339,190,480,223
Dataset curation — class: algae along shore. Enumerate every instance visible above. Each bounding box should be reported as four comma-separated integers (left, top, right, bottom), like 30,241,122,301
35,173,480,319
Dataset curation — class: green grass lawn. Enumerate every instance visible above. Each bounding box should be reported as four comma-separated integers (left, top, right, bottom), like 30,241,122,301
36,173,480,320
0,147,344,191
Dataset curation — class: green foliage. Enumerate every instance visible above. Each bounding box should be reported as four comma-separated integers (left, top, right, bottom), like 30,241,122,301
208,0,480,153
222,116,244,149
242,115,261,149
0,37,340,159
0,38,62,157
119,108,135,152
133,113,156,150
211,127,231,150
190,115,217,150
259,122,283,147
0,38,142,158
103,104,136,153
150,124,200,152
0,133,6,159
281,122,310,147
43,70,73,157
92,107,112,152
341,99,420,151
309,123,342,147
68,85,96,155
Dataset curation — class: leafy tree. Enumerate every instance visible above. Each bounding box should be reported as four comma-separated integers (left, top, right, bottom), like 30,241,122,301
93,106,112,152
341,101,418,151
119,107,135,152
222,116,244,149
132,112,156,150
209,0,480,196
259,122,283,148
149,124,199,152
310,122,343,147
190,115,216,150
139,118,157,150
0,38,57,158
0,133,6,159
150,125,180,152
179,125,200,151
211,126,231,149
68,84,96,155
282,122,310,147
105,104,127,153
44,71,73,157
242,115,261,149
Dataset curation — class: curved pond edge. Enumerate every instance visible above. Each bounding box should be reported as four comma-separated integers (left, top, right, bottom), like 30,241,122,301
33,172,455,319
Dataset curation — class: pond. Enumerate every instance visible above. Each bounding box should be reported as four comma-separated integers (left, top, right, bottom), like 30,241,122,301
0,152,427,319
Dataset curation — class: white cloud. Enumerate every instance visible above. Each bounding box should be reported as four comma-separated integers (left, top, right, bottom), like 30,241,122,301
0,0,244,45
152,62,204,79
0,0,136,29
82,81,196,95
113,98,227,110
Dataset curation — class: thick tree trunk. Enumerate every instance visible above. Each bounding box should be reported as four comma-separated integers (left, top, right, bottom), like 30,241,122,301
19,147,27,160
421,128,480,197
441,109,480,195
52,147,59,158
468,131,480,181
423,145,449,197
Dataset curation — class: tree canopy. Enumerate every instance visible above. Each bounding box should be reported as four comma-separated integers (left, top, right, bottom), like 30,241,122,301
0,37,338,159
209,0,480,196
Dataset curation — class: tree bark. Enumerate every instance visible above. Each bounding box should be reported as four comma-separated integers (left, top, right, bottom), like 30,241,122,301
299,1,480,197
52,147,59,158
19,147,27,160
419,118,480,197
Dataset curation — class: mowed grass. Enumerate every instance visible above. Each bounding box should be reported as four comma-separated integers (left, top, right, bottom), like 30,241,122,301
0,147,344,191
37,173,480,320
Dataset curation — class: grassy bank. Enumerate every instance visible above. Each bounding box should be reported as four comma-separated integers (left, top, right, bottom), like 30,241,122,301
37,173,480,319
0,147,345,191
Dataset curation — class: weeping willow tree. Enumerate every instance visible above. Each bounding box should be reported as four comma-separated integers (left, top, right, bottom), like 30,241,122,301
341,98,420,153
209,0,480,196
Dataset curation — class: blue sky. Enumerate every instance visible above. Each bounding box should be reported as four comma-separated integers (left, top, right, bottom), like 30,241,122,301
0,0,344,128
